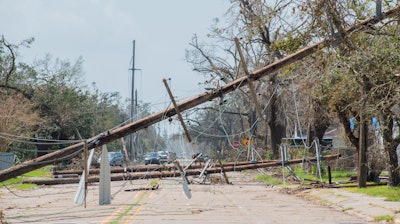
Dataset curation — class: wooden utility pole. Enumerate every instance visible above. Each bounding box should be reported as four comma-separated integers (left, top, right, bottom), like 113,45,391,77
24,154,341,185
130,40,137,161
214,150,230,184
234,38,267,132
163,78,192,143
0,5,399,182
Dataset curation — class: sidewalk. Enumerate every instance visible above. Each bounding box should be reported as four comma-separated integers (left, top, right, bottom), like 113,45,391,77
302,187,400,223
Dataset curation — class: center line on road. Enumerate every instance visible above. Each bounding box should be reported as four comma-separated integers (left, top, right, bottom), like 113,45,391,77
101,180,159,224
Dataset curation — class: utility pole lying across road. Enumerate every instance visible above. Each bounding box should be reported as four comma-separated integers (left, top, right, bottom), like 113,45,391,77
0,4,399,182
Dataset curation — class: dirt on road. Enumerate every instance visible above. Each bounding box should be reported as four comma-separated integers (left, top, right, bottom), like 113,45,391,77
0,170,393,224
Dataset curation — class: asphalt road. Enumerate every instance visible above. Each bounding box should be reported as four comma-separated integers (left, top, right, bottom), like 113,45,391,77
0,171,375,224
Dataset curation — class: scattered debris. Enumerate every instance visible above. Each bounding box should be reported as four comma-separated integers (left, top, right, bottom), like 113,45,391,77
124,184,159,192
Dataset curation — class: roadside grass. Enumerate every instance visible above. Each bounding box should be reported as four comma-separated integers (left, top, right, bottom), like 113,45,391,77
256,173,283,185
292,166,357,183
374,214,394,223
256,165,400,202
0,166,53,190
345,185,400,202
256,165,355,185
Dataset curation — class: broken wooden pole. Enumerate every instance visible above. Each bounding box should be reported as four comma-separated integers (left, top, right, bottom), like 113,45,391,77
173,159,190,184
215,150,230,184
120,137,129,163
234,37,266,131
52,159,276,176
1,4,398,182
24,154,340,185
163,78,192,143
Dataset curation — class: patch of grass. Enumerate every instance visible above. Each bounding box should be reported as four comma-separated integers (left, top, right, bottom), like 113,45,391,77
345,185,400,202
256,166,359,186
374,215,394,223
292,165,356,183
22,167,52,178
342,207,353,212
0,166,53,190
150,180,159,187
256,174,283,185
329,169,357,180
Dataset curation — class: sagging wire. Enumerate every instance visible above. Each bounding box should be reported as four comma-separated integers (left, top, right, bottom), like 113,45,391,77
290,77,311,149
0,132,84,145
0,142,67,153
188,74,281,168
191,76,248,143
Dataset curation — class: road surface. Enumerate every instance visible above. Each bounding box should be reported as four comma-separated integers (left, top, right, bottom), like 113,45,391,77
0,171,374,223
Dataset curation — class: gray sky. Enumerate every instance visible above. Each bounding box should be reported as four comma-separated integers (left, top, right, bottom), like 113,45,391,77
0,0,229,113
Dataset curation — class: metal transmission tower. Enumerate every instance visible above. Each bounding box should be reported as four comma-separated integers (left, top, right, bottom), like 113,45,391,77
129,40,140,161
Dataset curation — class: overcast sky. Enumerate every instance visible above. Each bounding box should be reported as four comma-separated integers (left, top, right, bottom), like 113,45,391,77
0,0,229,113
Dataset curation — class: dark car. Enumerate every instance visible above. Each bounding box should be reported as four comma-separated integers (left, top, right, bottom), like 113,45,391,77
98,152,124,167
144,152,160,165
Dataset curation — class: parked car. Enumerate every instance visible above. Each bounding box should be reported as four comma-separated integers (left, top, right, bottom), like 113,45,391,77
144,152,160,165
157,151,169,163
192,152,208,163
98,152,124,167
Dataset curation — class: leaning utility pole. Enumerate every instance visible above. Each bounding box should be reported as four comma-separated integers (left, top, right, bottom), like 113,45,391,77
0,4,399,182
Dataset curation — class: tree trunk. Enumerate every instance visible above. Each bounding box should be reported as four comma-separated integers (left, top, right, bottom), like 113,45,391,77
267,79,286,159
381,118,400,186
387,145,400,186
358,112,368,188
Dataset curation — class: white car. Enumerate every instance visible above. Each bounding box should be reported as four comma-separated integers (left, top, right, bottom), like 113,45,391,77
157,151,169,163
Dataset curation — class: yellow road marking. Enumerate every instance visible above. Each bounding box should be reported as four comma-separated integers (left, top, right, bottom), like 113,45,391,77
101,180,158,223
148,190,155,199
100,204,128,224
124,190,155,223
124,203,144,223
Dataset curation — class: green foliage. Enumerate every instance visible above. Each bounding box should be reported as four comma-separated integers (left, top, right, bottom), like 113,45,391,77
0,37,134,160
272,34,305,53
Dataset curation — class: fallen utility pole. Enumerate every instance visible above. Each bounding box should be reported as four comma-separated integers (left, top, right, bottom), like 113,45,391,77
23,154,340,185
0,5,399,182
52,159,281,176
